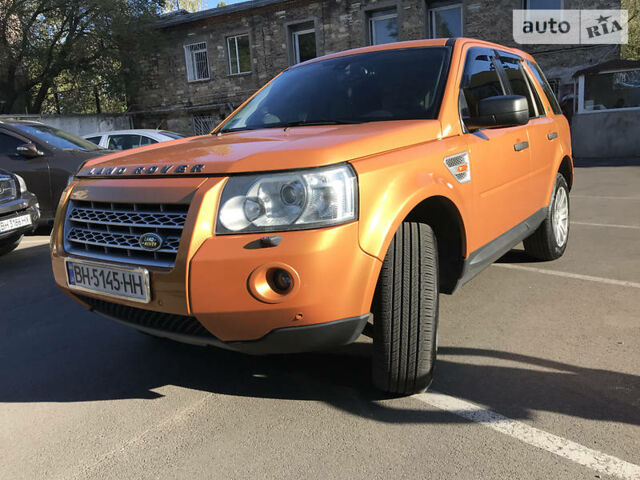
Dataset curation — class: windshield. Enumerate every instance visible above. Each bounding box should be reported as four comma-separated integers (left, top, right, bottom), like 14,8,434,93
11,124,102,151
220,47,449,133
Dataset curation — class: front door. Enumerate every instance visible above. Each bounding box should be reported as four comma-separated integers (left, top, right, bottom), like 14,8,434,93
459,47,533,248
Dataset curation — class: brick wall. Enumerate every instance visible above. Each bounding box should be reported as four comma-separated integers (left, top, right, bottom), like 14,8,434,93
132,0,621,134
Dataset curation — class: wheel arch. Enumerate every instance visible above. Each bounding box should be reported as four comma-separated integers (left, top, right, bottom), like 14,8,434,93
558,155,573,190
402,195,467,294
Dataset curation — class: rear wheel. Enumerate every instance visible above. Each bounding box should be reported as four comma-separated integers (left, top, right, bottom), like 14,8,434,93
524,174,570,261
0,234,23,256
372,222,439,395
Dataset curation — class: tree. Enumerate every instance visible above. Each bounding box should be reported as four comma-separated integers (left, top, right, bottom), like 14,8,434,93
0,0,165,114
622,0,639,60
163,0,204,12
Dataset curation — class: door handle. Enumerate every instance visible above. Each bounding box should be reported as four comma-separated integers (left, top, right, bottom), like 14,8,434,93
513,141,529,152
547,131,558,140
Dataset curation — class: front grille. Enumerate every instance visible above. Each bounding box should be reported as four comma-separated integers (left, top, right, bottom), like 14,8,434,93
0,175,17,203
81,295,214,338
64,200,189,267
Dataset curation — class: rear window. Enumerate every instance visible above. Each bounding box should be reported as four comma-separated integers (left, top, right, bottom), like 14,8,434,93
85,136,101,145
160,131,184,139
526,60,562,115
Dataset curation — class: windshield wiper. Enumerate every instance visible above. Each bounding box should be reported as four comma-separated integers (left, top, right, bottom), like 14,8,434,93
219,119,362,134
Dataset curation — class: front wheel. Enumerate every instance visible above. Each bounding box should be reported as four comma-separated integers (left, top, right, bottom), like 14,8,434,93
372,222,439,395
0,234,23,256
524,174,570,261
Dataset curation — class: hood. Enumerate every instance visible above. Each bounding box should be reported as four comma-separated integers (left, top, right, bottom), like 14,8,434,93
77,120,442,178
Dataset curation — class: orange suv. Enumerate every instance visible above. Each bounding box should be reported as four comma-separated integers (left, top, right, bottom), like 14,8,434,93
51,38,572,394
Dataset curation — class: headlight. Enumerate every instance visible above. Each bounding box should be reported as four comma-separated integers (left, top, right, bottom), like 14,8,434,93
217,164,358,234
15,174,27,194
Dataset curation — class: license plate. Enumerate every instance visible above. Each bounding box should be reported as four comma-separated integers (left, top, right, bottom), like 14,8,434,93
65,260,150,303
0,214,31,233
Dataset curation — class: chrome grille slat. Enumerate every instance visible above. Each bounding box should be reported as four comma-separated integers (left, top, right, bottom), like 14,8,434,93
64,200,189,268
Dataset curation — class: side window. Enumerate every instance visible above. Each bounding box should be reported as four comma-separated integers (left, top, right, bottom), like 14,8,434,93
460,47,505,118
85,136,101,145
498,53,541,118
140,136,158,146
107,135,142,151
526,60,562,115
0,132,24,155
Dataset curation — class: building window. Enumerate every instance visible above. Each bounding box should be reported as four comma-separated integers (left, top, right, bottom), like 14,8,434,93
523,0,563,9
184,42,210,82
193,114,219,135
578,70,640,113
227,34,251,75
290,23,317,64
429,4,463,38
369,9,398,45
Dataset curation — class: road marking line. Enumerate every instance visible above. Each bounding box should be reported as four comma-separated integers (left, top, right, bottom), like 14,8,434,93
494,264,640,289
572,195,640,200
414,391,640,480
572,221,640,230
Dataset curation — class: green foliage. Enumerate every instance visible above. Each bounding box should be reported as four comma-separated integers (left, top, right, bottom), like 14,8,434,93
163,0,203,13
0,0,166,114
622,0,639,60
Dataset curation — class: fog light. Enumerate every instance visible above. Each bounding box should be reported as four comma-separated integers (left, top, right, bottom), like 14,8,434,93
247,262,300,304
271,269,292,293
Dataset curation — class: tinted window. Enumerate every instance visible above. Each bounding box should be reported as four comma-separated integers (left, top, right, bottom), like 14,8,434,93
220,47,449,133
460,47,505,118
10,123,100,151
526,60,562,115
85,136,101,145
140,136,158,146
107,135,143,150
0,133,24,155
499,53,540,117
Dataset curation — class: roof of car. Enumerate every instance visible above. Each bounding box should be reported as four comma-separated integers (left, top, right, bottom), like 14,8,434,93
291,38,534,69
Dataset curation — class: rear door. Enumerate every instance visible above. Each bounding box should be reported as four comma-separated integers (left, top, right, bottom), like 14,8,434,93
524,59,566,209
0,129,52,213
459,47,533,248
499,52,557,212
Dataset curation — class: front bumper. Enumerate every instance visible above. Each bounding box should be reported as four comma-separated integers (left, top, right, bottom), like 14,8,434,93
51,178,381,348
0,193,39,240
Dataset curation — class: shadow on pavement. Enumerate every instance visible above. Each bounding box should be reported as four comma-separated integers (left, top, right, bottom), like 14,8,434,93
573,157,640,168
2,243,639,427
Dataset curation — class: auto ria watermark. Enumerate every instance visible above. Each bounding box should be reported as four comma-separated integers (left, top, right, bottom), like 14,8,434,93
513,9,628,44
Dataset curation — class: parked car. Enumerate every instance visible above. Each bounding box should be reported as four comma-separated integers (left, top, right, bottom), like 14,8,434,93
0,120,111,223
83,130,185,151
51,38,572,394
0,169,39,255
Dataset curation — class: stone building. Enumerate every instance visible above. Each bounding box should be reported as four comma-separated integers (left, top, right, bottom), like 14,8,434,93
131,0,623,135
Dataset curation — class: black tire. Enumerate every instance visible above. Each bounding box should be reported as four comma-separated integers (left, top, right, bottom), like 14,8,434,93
372,222,439,395
0,234,23,256
524,174,570,261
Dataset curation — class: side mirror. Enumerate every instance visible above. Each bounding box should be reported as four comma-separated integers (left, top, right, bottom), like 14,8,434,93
464,95,529,130
16,143,43,159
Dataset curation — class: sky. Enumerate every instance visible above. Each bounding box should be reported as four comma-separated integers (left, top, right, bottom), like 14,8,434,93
204,0,246,8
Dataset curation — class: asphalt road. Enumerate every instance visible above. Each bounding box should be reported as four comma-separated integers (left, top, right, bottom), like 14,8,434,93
1,158,639,480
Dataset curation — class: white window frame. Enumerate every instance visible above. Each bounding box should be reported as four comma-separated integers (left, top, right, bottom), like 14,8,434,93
369,10,398,45
184,42,210,82
292,28,316,64
227,34,251,75
429,4,463,38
